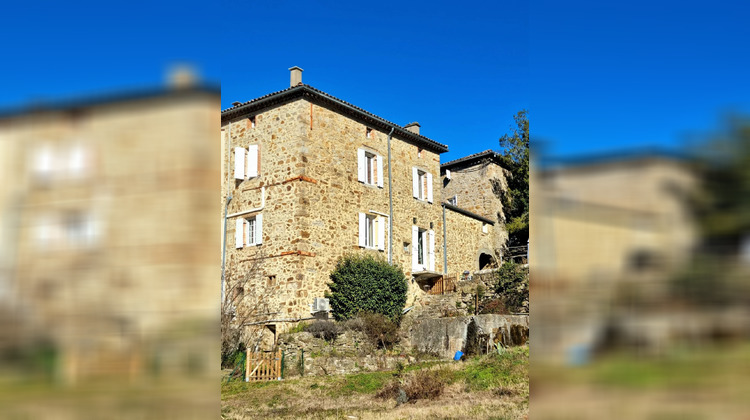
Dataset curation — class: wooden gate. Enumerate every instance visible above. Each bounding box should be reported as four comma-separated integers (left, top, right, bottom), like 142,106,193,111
245,349,282,381
428,275,456,295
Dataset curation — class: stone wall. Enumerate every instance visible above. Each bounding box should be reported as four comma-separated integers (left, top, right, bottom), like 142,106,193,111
409,314,529,359
444,207,495,273
277,331,415,377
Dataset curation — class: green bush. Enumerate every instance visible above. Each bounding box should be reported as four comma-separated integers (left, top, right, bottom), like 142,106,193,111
306,320,340,342
325,254,407,322
495,261,529,313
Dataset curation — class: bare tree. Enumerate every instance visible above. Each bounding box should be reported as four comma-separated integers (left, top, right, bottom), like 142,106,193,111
221,252,275,368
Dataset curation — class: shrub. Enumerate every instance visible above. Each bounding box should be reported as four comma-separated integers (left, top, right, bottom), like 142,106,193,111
360,312,400,349
326,254,407,322
495,261,529,313
479,298,509,315
404,370,445,401
305,320,340,342
376,370,446,403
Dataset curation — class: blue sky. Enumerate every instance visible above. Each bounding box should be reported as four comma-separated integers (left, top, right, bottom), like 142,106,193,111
3,1,749,162
219,1,529,164
0,1,220,108
531,1,750,160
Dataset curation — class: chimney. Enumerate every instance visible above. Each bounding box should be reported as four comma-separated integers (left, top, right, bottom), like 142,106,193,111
167,64,198,89
289,66,304,87
404,122,421,135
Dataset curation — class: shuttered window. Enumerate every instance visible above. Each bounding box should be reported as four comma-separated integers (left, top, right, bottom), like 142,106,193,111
357,148,384,188
235,214,263,248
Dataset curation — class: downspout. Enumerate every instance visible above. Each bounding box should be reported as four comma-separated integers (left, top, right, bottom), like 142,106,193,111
221,124,233,304
387,127,395,264
442,204,448,274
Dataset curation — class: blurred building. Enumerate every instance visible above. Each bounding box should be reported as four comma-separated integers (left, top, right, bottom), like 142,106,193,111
533,151,697,285
0,72,220,382
221,67,504,342
531,151,699,361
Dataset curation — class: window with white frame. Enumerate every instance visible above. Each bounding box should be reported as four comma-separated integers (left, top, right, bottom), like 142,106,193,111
448,195,458,206
412,167,433,203
234,144,260,180
411,225,435,271
235,214,263,248
358,212,385,250
357,149,383,188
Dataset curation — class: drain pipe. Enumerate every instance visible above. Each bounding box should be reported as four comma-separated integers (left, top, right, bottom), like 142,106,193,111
221,124,233,304
442,204,448,274
387,126,395,264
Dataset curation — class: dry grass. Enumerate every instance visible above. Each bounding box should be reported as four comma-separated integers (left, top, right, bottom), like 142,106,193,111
221,346,528,419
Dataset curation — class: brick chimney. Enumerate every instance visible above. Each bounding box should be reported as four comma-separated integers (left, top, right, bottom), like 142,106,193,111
404,122,420,135
289,66,303,87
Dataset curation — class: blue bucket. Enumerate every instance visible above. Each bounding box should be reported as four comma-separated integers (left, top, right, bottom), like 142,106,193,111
453,351,463,361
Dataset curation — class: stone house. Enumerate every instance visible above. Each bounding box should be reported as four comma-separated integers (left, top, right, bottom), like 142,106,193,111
220,68,503,339
0,72,219,382
441,150,512,268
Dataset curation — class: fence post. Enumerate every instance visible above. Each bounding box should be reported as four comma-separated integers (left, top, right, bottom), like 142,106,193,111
245,348,250,382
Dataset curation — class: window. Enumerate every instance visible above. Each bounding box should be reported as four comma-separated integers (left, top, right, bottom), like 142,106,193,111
249,116,256,128
357,149,383,188
448,195,458,206
418,148,423,158
358,212,385,250
411,225,435,271
366,127,372,138
412,167,433,203
234,145,260,180
417,228,425,266
235,214,263,248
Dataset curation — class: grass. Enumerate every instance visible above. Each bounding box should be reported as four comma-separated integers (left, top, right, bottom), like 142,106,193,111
532,342,750,419
221,345,529,419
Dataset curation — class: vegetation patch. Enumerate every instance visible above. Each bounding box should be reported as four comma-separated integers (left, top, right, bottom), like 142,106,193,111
326,254,407,322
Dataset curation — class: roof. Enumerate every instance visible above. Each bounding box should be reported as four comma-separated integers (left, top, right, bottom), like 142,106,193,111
441,149,508,171
539,148,692,174
221,84,449,154
0,85,220,121
442,202,495,225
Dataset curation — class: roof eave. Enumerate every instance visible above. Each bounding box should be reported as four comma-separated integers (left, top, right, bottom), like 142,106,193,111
221,85,449,154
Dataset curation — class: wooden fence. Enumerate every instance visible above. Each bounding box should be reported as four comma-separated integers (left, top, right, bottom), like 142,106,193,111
245,349,282,381
427,275,456,295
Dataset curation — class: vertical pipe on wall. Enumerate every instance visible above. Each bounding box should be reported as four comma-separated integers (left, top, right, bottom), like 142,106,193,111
442,204,448,274
387,127,395,264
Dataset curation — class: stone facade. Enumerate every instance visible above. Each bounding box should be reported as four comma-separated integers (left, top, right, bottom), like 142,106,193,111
221,70,507,338
441,150,510,265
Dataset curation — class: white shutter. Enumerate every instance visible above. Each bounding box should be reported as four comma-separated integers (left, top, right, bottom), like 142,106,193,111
428,230,435,270
427,172,433,203
358,213,366,247
357,149,366,183
422,230,429,271
412,167,419,198
235,218,244,248
377,216,385,251
255,214,263,244
446,169,451,180
376,155,384,188
247,144,259,178
411,225,419,270
234,147,246,180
